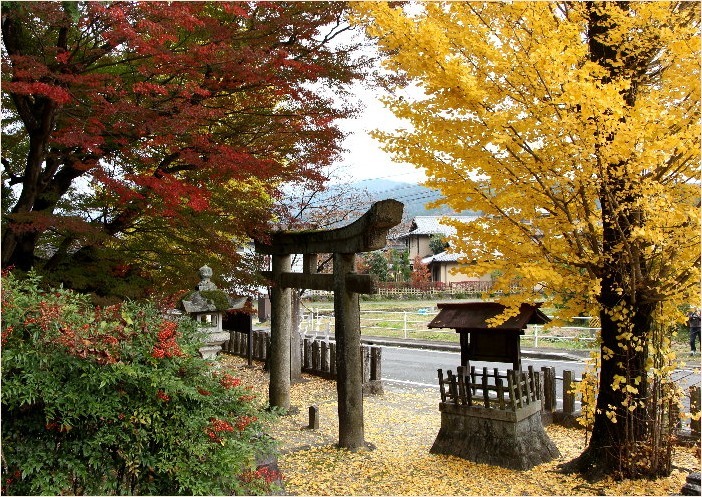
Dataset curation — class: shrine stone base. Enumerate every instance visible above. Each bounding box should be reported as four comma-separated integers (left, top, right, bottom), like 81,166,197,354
430,401,560,470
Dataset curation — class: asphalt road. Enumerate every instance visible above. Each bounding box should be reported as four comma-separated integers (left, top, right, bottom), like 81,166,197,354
381,345,586,386
379,345,700,413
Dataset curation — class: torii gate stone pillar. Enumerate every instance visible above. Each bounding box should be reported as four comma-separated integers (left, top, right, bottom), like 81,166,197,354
255,199,403,450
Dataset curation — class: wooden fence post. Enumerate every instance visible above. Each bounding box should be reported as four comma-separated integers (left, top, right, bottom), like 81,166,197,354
321,341,330,375
448,370,459,404
362,346,371,383
260,331,267,360
496,377,505,410
457,366,466,406
329,342,337,378
563,370,575,415
691,385,701,437
247,329,253,366
482,367,490,408
251,332,258,359
514,370,524,408
370,347,382,381
303,338,312,370
438,369,446,403
507,371,516,410
236,332,241,355
312,340,321,372
541,366,557,412
527,366,535,403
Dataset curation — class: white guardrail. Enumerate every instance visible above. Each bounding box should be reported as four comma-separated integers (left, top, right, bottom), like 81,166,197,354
300,309,600,345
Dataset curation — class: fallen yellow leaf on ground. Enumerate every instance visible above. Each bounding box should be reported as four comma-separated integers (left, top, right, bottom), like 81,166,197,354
220,355,700,496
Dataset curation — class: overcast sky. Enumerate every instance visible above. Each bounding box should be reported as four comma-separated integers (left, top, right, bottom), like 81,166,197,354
332,89,427,185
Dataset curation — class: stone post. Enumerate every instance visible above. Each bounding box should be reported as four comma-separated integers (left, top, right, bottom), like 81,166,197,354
290,290,303,382
334,252,365,450
269,254,291,410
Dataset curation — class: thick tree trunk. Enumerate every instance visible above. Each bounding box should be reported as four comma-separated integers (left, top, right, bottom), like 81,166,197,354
571,282,654,478
562,2,662,479
1,230,39,270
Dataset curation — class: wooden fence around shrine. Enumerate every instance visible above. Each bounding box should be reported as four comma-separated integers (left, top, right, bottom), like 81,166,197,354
224,329,270,362
438,366,542,411
438,364,701,438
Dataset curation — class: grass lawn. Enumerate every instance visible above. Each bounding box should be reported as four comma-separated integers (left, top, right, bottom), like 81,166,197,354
297,298,694,357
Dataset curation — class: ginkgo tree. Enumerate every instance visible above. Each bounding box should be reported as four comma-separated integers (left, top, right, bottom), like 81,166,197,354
353,1,700,479
1,1,371,300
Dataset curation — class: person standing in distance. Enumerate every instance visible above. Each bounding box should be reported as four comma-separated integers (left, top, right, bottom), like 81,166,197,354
688,307,701,355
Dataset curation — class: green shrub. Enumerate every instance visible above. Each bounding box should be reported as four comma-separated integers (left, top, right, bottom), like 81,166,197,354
1,271,280,495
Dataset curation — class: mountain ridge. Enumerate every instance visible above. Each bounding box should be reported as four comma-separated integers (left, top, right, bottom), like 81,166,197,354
351,178,476,220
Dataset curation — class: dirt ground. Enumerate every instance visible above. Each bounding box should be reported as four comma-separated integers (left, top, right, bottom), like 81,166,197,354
219,355,700,496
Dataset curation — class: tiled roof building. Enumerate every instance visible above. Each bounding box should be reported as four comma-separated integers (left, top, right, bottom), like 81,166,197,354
397,215,490,287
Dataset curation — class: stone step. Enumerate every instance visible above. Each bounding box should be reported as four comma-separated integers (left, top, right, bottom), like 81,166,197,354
681,471,700,496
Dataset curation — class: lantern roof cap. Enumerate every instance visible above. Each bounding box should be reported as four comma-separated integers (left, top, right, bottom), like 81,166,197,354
179,265,249,313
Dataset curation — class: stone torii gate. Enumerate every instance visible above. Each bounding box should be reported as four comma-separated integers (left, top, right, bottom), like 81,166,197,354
255,199,403,450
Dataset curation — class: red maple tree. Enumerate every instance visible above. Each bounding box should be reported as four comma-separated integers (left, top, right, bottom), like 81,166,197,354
410,255,431,289
1,2,371,298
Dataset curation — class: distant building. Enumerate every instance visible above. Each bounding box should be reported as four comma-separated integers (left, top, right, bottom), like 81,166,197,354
420,251,492,288
398,215,491,287
397,216,469,260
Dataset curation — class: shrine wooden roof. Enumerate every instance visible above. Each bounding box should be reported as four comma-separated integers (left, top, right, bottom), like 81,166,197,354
428,302,550,331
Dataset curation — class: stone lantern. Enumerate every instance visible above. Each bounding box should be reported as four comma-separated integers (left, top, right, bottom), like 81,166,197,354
180,265,249,358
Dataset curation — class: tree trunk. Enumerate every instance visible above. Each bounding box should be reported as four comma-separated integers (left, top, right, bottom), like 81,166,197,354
2,229,40,271
563,4,665,478
571,280,654,478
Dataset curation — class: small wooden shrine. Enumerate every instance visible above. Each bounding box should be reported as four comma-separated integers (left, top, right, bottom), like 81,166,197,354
427,302,560,470
430,301,549,371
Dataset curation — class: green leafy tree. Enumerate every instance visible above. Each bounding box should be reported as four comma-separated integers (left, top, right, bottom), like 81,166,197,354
1,271,279,495
429,234,447,255
364,250,390,282
387,248,411,282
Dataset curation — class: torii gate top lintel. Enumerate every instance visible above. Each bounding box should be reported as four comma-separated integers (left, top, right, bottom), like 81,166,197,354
254,199,404,256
